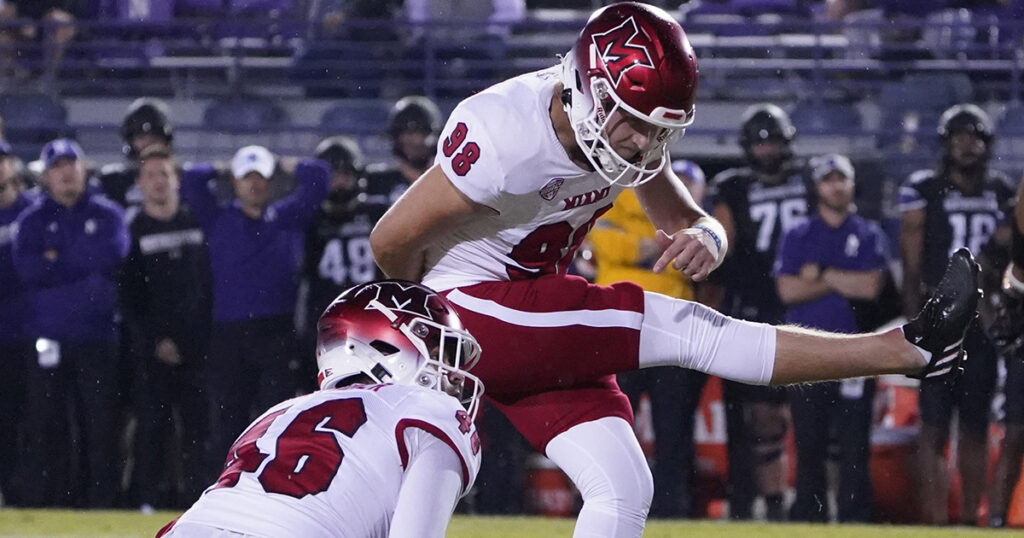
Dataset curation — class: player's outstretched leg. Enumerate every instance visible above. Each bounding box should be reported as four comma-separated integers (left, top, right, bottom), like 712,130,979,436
903,248,982,379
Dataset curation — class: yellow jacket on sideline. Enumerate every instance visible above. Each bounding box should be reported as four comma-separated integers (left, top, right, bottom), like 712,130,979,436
589,189,694,300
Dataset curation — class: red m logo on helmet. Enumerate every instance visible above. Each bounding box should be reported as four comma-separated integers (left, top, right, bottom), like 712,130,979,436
591,17,655,86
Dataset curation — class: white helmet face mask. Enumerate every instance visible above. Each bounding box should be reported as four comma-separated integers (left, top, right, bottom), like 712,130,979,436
560,54,687,188
316,294,484,422
398,313,484,422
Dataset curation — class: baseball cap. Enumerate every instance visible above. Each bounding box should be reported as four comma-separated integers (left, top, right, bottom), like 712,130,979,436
671,159,706,186
41,138,85,169
810,153,855,183
231,145,275,179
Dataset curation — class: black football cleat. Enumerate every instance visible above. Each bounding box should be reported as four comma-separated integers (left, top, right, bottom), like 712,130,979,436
904,248,981,379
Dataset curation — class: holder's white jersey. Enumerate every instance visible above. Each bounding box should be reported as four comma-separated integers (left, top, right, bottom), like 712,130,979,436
173,384,481,538
423,67,627,291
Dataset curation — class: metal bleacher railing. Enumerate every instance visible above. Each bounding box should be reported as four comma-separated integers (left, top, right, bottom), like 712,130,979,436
0,11,1022,168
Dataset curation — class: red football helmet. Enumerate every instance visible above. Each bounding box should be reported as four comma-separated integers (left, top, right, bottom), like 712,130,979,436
316,280,484,420
561,2,698,186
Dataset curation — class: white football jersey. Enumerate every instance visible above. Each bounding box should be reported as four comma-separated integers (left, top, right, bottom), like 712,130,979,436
423,67,627,291
174,384,481,538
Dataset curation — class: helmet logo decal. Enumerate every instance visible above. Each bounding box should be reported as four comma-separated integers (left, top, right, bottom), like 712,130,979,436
365,282,433,319
590,17,654,86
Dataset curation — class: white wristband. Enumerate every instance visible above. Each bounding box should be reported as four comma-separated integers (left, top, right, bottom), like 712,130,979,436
683,216,728,271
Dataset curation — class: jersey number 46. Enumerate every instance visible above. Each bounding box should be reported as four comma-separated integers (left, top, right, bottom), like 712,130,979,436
212,398,368,498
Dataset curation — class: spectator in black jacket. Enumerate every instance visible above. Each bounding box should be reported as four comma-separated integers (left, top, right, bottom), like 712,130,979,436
120,147,212,512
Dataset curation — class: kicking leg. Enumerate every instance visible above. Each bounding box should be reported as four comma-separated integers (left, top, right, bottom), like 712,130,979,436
639,250,980,384
638,293,922,384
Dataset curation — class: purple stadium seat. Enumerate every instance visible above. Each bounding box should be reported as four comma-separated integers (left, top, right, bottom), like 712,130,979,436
731,0,811,18
115,0,174,21
230,0,294,12
180,0,223,7
203,98,288,133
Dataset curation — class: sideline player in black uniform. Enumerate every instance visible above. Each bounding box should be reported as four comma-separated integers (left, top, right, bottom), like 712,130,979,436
94,98,174,207
298,136,389,392
986,178,1024,528
899,103,1016,526
120,147,212,510
708,103,810,520
302,136,387,329
363,95,442,206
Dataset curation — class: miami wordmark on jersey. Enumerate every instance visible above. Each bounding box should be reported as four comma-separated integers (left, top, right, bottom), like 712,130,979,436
423,67,628,291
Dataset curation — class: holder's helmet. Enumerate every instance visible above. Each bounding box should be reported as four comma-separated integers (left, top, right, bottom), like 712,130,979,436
316,280,484,420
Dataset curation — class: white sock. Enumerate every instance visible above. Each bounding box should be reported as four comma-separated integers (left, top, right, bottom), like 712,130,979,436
899,326,933,365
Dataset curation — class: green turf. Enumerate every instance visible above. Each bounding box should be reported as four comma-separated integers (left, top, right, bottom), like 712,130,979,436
0,510,1015,537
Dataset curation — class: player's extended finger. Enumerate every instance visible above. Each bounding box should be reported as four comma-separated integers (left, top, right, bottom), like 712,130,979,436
653,233,692,273
682,239,717,279
672,240,705,271
688,256,714,282
655,233,696,272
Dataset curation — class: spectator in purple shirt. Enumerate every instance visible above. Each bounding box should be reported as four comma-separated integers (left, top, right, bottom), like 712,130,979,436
13,138,129,507
180,145,329,463
775,154,890,522
0,141,34,506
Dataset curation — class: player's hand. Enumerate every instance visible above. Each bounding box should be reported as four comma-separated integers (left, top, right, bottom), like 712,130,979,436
155,338,183,366
652,228,716,281
800,263,821,281
278,156,299,175
1004,263,1024,300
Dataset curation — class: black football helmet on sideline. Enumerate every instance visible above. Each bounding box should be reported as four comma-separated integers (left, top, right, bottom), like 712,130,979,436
316,280,484,420
315,135,364,176
121,98,173,158
937,103,994,143
739,103,795,175
937,103,993,174
388,96,441,145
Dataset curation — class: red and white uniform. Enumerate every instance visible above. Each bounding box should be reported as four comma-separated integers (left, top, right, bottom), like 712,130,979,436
426,68,646,451
425,67,628,291
161,384,480,538
426,67,775,453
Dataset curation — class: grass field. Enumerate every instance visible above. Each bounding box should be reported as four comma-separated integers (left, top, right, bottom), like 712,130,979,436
0,510,1013,537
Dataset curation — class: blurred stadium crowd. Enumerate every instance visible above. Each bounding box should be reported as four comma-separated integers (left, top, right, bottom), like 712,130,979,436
0,0,1023,529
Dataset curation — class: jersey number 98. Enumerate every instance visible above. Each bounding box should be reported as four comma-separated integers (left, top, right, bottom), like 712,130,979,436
442,122,481,176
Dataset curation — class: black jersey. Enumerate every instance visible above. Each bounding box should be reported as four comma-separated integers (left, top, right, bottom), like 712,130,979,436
303,193,390,322
709,161,811,323
93,162,143,207
362,163,413,207
899,168,1016,288
121,206,212,358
